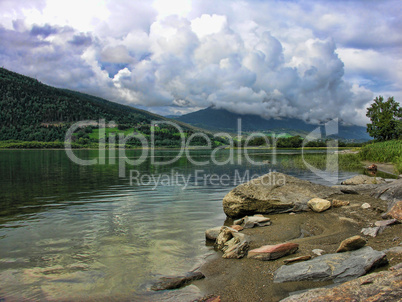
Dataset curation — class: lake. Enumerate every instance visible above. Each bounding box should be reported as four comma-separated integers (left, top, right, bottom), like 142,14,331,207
0,149,361,301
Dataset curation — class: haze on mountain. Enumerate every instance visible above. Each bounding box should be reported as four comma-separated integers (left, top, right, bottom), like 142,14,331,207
0,0,400,128
174,107,371,140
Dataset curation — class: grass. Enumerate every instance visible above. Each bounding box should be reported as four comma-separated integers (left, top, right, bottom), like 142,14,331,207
280,153,363,172
359,140,402,174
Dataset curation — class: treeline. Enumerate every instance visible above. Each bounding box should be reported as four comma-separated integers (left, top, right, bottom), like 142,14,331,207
241,135,363,148
71,124,228,147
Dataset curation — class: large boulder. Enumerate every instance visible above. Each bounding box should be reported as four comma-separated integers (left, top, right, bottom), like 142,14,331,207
279,265,402,302
371,179,402,202
223,172,340,218
341,175,386,185
274,246,387,283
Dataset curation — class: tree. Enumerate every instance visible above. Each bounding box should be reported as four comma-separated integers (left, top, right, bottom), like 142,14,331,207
366,96,402,141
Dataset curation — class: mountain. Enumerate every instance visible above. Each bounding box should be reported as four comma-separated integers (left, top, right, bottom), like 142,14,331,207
175,107,371,140
0,68,204,143
0,67,173,127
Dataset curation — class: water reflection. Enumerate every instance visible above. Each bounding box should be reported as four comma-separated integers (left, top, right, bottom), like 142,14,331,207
0,149,362,301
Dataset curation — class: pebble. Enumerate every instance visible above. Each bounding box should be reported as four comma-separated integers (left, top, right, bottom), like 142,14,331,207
312,249,325,256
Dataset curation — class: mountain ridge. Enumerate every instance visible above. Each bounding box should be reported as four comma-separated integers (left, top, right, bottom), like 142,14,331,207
174,107,371,140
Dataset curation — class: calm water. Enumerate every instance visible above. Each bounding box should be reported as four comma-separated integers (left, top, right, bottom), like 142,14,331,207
0,149,361,301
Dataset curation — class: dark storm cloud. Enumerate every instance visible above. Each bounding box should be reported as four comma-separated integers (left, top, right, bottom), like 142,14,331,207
30,24,58,37
69,34,93,46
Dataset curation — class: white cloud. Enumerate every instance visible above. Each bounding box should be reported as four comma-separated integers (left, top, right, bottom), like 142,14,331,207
0,0,401,125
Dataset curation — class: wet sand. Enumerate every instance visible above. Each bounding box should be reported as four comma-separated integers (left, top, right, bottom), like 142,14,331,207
194,193,402,302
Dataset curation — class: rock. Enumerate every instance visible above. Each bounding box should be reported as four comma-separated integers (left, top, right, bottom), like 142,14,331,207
193,296,222,302
151,271,205,291
370,179,402,202
222,233,250,259
312,249,325,256
230,225,244,231
215,227,235,250
331,199,350,208
283,255,311,264
234,215,271,228
361,226,382,237
341,175,386,185
339,188,359,194
307,198,331,213
274,246,388,284
215,227,250,259
383,246,402,254
247,243,299,261
223,172,340,218
279,265,402,302
390,262,402,270
336,235,366,253
375,218,398,227
361,202,371,209
205,227,222,241
381,200,402,222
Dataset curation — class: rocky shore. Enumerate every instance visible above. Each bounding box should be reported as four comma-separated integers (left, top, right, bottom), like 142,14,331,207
152,172,402,302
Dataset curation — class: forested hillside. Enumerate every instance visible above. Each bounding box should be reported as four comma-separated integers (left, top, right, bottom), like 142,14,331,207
0,67,164,141
0,68,226,147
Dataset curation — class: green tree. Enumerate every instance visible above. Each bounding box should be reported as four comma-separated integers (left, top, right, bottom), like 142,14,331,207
366,96,402,141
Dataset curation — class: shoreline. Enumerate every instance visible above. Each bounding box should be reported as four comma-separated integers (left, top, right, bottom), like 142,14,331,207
191,175,402,302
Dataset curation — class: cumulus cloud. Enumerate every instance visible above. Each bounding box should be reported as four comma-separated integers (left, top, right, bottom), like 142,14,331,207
0,0,401,125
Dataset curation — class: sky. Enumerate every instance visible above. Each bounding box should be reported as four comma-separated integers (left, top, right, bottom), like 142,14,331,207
0,0,401,126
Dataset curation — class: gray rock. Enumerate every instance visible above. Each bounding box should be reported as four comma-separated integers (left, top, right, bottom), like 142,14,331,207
205,227,222,241
370,179,402,203
234,215,271,228
361,226,382,237
151,271,205,291
375,219,398,227
223,172,340,218
383,246,402,254
279,265,402,302
341,175,386,185
274,246,387,283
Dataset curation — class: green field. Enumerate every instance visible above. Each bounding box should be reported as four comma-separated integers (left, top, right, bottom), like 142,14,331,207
359,140,402,173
